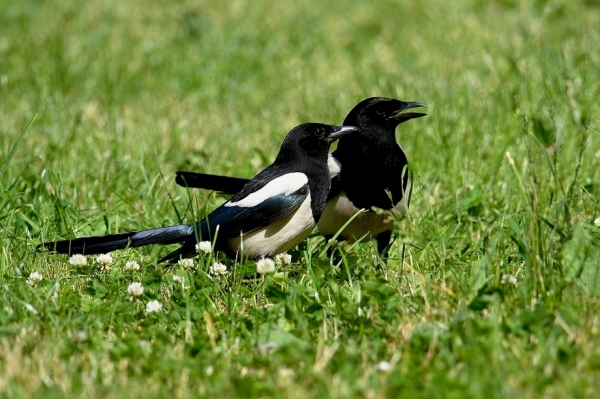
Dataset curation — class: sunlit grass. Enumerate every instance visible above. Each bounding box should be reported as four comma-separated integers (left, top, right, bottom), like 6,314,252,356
1,0,600,397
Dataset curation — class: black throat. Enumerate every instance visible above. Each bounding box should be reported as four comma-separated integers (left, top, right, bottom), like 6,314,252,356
332,127,409,211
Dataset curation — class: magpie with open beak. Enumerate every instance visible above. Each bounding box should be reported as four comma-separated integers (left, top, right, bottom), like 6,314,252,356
39,123,359,262
175,97,426,254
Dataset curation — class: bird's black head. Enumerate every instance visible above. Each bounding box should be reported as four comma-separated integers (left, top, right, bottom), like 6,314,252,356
277,123,359,163
344,97,427,131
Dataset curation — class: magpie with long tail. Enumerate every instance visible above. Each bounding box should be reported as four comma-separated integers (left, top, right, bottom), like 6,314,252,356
38,123,359,262
175,97,426,254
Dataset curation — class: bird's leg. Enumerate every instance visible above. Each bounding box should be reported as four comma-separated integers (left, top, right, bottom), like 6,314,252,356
325,236,344,265
376,230,393,257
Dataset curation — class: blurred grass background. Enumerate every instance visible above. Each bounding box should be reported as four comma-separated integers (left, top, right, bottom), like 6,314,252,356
1,0,599,397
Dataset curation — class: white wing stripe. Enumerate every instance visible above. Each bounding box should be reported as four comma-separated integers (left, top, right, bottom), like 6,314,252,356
225,173,308,208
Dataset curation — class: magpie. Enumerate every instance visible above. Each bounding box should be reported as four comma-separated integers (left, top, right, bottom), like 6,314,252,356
38,123,359,262
175,97,426,254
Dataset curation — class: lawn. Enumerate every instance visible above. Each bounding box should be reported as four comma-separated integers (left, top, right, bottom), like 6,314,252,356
1,0,599,397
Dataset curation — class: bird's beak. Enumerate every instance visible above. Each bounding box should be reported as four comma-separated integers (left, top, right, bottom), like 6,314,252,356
329,125,359,141
389,101,427,123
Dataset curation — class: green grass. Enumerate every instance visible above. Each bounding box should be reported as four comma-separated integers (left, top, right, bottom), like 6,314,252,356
1,0,600,397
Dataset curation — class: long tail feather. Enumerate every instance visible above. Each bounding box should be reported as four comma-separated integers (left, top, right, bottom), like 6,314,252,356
175,171,248,194
39,224,194,256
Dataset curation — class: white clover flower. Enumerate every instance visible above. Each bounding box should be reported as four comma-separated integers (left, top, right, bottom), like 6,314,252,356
274,253,292,265
594,217,600,228
501,274,518,285
173,275,184,284
96,254,113,270
209,262,228,275
256,258,276,275
71,330,88,342
195,241,212,254
125,260,141,270
178,258,194,268
377,361,392,372
96,253,113,265
27,271,43,286
69,254,87,266
127,282,144,298
146,300,163,313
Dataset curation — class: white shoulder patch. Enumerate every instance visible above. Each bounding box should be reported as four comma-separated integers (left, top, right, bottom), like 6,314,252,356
225,172,308,208
328,154,341,178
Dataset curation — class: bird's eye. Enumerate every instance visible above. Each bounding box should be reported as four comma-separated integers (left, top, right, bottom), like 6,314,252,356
376,108,386,116
314,127,326,138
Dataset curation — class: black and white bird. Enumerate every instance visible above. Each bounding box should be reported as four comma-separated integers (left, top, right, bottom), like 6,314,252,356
175,97,426,254
39,123,359,262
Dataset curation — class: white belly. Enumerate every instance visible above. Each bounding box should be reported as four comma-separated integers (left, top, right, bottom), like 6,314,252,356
317,182,410,243
229,195,315,259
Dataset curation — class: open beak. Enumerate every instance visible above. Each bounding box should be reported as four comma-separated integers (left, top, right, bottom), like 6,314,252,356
329,125,359,141
389,101,427,123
